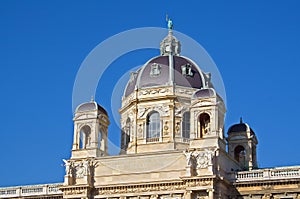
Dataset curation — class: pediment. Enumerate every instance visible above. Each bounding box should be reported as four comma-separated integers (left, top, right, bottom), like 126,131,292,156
74,113,96,120
191,100,213,107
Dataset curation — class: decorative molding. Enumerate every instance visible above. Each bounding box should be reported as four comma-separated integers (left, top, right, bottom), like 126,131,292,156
138,107,150,118
138,105,170,119
138,124,143,138
191,101,213,108
175,88,194,95
64,188,87,195
64,159,95,179
196,153,210,169
138,88,169,96
74,114,96,120
262,185,273,190
163,121,169,136
95,179,213,195
174,106,188,117
122,93,135,107
183,149,214,170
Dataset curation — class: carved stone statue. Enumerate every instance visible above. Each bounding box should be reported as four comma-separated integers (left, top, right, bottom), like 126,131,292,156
83,159,90,175
204,120,210,134
184,150,193,166
201,119,210,136
63,159,73,176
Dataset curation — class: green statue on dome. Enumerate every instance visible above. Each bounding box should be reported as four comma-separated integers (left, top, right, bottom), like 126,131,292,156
166,15,173,30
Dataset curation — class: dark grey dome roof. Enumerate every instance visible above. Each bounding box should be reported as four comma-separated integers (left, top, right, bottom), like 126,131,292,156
76,101,107,115
228,121,254,135
124,55,207,97
192,88,216,99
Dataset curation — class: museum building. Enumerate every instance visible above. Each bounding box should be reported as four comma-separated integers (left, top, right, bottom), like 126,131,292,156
1,24,300,199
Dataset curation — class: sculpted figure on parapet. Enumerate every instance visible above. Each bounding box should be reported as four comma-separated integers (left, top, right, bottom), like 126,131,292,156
63,158,96,178
184,150,193,166
83,159,90,175
63,159,73,176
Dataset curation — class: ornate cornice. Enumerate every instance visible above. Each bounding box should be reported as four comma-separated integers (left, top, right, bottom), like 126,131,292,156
94,177,214,196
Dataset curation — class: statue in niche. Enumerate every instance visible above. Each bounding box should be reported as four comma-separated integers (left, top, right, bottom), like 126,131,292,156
175,122,180,134
203,120,210,134
199,113,210,137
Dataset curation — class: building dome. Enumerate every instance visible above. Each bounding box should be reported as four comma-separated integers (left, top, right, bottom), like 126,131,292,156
124,55,209,97
123,29,214,97
75,101,107,115
125,50,215,97
228,118,254,135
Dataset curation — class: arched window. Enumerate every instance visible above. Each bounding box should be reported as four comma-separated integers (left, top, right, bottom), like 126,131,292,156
98,131,102,149
79,125,91,149
199,113,210,138
182,112,190,139
124,118,131,146
146,111,160,140
121,118,131,151
234,145,246,163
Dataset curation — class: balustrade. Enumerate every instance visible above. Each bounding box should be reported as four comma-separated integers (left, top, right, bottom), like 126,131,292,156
0,183,62,198
234,167,300,182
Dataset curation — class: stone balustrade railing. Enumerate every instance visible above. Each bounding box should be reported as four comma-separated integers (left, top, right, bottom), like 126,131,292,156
0,183,63,198
231,166,300,182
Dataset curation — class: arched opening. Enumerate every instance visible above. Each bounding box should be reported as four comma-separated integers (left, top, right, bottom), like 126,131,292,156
234,145,246,163
79,125,91,149
121,118,131,152
252,146,257,168
182,111,190,139
98,130,102,149
124,118,131,147
199,113,210,138
146,111,160,141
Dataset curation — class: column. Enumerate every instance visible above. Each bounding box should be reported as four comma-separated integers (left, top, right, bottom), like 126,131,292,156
207,189,214,199
184,191,192,199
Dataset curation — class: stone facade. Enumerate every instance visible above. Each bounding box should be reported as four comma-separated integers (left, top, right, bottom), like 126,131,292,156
1,28,300,199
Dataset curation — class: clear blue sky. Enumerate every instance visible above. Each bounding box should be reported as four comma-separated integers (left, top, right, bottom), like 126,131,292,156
1,1,300,187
